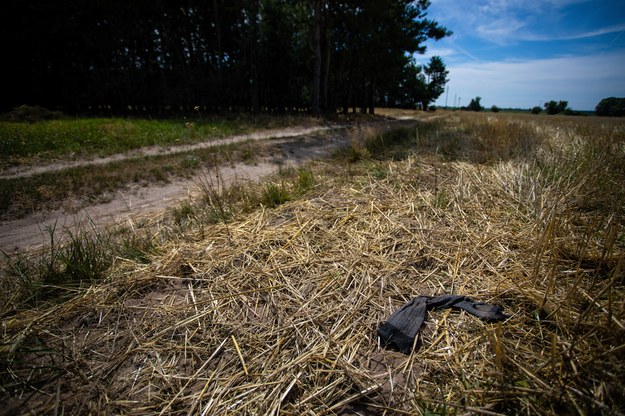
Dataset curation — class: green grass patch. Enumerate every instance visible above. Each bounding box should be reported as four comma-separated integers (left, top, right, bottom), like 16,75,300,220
261,182,291,208
2,220,156,311
3,223,112,306
0,114,319,168
295,168,315,194
166,166,316,234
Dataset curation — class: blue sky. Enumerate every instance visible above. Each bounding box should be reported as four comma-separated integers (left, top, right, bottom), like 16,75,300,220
417,0,625,110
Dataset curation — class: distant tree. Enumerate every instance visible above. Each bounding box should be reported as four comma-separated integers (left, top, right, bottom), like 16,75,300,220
544,100,569,115
595,97,625,117
563,108,583,116
531,106,542,115
420,56,449,111
490,105,500,113
468,96,482,112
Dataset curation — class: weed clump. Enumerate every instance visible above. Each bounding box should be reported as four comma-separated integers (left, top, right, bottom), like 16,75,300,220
261,182,291,207
1,221,156,312
3,224,112,308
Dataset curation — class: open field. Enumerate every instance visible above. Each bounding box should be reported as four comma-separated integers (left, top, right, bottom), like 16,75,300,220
1,111,624,415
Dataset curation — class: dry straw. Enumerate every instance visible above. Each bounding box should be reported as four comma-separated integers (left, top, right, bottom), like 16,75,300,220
2,112,624,415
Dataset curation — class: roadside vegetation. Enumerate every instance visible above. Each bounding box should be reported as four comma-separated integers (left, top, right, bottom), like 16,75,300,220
0,138,274,219
1,111,624,414
0,104,355,220
0,110,320,169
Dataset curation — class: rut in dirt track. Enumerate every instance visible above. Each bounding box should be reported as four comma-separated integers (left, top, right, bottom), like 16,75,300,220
0,124,345,180
0,119,421,252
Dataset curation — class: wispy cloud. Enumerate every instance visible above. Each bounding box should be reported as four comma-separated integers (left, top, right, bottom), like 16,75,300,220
428,0,620,45
520,24,625,41
417,46,456,60
422,38,482,63
428,1,536,44
476,18,526,41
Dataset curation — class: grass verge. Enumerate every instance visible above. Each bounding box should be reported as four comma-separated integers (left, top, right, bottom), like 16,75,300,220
0,113,322,168
0,140,266,219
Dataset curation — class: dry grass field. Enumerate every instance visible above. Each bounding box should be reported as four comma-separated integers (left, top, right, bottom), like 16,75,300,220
2,111,624,415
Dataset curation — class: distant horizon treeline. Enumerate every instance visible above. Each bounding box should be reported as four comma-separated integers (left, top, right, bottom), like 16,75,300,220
1,0,451,116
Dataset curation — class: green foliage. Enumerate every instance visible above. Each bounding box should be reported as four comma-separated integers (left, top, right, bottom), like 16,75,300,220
367,162,388,179
335,145,372,163
531,106,542,115
381,56,450,110
468,97,482,112
491,105,500,113
3,0,451,115
544,100,569,115
262,183,291,208
171,201,196,227
61,230,112,284
367,128,419,160
114,232,154,264
180,155,200,170
3,224,113,306
0,117,269,163
2,225,157,312
421,56,450,110
296,168,315,194
595,97,625,117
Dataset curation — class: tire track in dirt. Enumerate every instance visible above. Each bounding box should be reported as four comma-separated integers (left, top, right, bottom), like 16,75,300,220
0,126,351,252
0,163,277,253
0,118,422,253
0,124,345,180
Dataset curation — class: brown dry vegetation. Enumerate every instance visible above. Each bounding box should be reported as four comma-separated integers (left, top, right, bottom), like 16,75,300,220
1,111,624,415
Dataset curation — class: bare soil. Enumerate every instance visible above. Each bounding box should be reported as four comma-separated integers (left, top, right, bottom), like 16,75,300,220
0,118,422,252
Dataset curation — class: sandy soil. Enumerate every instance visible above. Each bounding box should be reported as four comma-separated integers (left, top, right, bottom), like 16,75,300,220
0,124,344,180
0,163,276,252
0,113,434,253
0,122,392,253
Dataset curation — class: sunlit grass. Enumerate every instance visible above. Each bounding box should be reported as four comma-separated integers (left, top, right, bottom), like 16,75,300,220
0,114,320,167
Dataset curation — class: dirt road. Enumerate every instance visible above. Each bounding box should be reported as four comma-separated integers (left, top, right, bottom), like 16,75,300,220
0,124,345,180
1,121,393,252
0,114,434,253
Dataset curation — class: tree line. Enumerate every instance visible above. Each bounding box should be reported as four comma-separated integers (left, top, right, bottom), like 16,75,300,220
1,0,451,116
460,96,625,117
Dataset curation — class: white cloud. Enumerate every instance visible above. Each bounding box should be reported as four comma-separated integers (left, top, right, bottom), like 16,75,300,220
521,24,625,41
476,18,526,40
423,36,483,63
423,0,625,110
434,50,625,110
